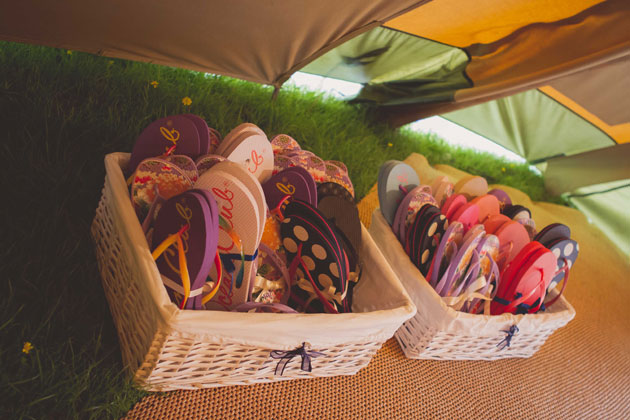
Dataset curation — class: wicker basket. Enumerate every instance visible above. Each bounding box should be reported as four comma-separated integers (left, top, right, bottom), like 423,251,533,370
369,209,576,361
90,153,416,391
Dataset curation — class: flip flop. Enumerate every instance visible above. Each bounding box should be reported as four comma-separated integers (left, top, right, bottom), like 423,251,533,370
217,127,274,183
464,234,500,313
488,188,512,211
317,182,354,204
546,237,579,291
218,123,265,151
131,158,193,220
503,204,532,220
435,228,484,297
205,160,267,243
290,151,328,184
470,194,500,223
414,211,448,276
322,161,354,198
182,114,210,155
535,223,571,247
282,201,348,313
327,160,348,175
273,154,298,175
263,166,317,209
441,193,467,221
128,115,200,173
454,175,488,200
430,176,448,195
492,242,557,315
433,180,454,207
195,154,226,176
377,161,419,226
317,195,362,271
483,214,511,235
428,221,464,287
516,217,537,240
207,127,222,154
392,186,434,241
270,134,302,154
494,220,530,267
451,202,480,232
406,204,439,257
152,191,218,310
195,164,262,310
164,154,198,183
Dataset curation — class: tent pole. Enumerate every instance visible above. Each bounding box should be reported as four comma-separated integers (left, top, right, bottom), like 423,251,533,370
271,85,280,101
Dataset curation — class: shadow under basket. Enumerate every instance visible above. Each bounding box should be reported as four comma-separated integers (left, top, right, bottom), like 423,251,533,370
90,153,416,391
369,210,576,361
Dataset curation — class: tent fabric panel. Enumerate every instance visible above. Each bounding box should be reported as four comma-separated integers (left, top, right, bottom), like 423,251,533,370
540,86,630,145
0,0,423,86
385,0,600,48
300,27,468,87
544,144,630,195
548,55,630,127
376,0,630,126
440,89,614,162
568,180,630,256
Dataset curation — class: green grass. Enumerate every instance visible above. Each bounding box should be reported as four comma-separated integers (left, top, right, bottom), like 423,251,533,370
0,41,561,419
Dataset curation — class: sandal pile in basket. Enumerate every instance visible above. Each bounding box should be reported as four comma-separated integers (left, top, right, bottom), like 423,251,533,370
376,161,577,315
127,115,363,314
368,157,576,360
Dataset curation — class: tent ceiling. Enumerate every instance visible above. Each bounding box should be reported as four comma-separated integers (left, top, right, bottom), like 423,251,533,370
385,0,602,47
568,179,630,256
0,0,423,86
544,144,630,195
441,88,616,162
548,55,630,127
375,0,630,126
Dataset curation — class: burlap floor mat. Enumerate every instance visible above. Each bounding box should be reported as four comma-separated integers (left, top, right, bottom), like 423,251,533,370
124,154,630,419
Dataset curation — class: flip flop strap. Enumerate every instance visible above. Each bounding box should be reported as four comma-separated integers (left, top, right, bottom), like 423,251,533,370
466,254,500,314
151,224,191,309
201,251,223,305
451,250,481,297
494,267,547,314
257,242,291,304
288,243,339,314
220,250,258,289
232,302,298,313
544,257,570,308
433,242,459,294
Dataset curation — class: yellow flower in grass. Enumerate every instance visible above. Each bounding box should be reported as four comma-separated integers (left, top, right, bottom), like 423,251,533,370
108,60,114,65
22,342,33,354
501,167,506,172
182,96,192,106
387,142,393,147
150,80,159,88
66,50,73,55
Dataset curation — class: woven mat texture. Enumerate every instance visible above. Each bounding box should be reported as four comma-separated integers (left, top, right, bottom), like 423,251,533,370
124,154,630,419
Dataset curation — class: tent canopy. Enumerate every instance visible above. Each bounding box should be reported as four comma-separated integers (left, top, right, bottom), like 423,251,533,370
1,0,629,252
2,0,628,115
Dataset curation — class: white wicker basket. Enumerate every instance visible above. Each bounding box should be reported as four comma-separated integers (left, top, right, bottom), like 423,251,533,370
90,153,416,391
369,209,576,361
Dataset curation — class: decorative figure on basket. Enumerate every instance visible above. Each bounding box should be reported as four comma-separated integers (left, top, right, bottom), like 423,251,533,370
270,342,326,376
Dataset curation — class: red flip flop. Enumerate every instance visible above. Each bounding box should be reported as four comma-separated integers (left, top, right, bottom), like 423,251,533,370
483,214,511,235
442,194,467,221
492,242,558,315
